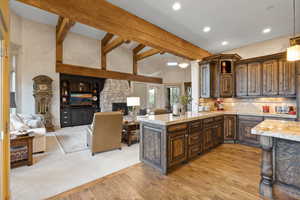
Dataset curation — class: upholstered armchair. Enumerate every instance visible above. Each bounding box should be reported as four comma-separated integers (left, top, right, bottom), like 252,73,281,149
86,112,123,156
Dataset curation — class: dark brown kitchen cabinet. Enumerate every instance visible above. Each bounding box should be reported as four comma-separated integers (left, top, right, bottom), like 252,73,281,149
236,64,248,97
203,128,213,151
263,60,278,96
220,74,234,97
224,115,236,142
248,62,262,96
238,115,263,147
167,130,188,168
213,122,224,147
278,59,296,96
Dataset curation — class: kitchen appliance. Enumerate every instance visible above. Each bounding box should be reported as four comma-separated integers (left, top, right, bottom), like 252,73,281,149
262,105,270,113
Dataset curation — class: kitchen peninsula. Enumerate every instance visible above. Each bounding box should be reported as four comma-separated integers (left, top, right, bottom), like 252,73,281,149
252,120,300,200
139,111,296,174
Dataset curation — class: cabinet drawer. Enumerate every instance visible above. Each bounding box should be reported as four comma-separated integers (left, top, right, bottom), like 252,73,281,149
190,120,202,129
188,144,201,159
188,133,201,145
239,115,263,122
167,123,188,133
203,118,214,127
214,116,224,122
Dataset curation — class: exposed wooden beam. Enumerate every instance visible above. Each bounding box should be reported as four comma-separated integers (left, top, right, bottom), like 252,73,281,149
101,33,114,70
17,0,211,60
56,63,162,84
103,37,125,55
133,56,138,75
133,44,145,54
136,49,162,61
101,33,114,46
56,16,75,44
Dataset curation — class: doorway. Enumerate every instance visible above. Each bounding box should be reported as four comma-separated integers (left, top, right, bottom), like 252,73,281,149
165,84,181,112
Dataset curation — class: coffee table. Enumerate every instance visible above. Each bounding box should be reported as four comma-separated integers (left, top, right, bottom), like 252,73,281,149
123,121,140,146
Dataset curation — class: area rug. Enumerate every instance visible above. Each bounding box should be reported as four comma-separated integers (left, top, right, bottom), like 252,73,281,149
55,125,88,154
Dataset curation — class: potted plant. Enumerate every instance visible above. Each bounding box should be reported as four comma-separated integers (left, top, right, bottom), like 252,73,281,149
179,95,192,115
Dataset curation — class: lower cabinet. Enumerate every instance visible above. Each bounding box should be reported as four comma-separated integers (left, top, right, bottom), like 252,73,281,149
203,128,213,151
238,116,264,147
168,130,188,167
224,115,237,142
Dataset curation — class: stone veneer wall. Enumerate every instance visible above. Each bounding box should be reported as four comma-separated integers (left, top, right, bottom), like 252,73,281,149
100,79,131,112
199,98,296,113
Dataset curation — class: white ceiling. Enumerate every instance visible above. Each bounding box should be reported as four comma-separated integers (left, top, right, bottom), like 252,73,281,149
10,0,300,54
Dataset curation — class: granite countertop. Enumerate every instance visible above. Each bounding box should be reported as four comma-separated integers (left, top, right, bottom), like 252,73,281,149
137,112,224,125
251,120,300,142
138,111,296,126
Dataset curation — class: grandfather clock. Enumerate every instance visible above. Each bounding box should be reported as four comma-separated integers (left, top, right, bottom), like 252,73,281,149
33,75,54,132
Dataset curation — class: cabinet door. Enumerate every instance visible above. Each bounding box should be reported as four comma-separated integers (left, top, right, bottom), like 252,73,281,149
238,118,262,147
220,74,233,97
263,60,278,96
278,59,295,96
224,115,236,141
203,128,213,151
200,64,210,98
236,64,248,96
248,62,262,96
213,123,224,147
168,131,188,167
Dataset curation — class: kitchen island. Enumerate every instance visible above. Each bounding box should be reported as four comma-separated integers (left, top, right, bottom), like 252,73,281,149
252,120,300,200
139,112,296,175
139,112,225,174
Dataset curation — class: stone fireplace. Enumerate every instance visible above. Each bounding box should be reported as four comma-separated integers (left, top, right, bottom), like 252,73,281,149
100,79,131,112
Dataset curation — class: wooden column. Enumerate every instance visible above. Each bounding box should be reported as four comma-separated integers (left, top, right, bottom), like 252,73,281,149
132,44,145,75
259,136,273,199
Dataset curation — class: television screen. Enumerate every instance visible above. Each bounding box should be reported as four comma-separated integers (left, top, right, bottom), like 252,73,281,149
70,93,93,106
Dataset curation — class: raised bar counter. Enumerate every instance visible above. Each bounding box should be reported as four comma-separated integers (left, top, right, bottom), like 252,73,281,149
252,120,300,200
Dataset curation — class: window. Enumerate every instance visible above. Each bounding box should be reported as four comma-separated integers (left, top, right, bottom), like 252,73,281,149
148,87,157,109
165,85,181,112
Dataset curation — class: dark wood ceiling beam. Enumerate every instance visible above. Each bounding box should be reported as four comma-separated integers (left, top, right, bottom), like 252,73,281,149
56,63,162,84
101,33,114,46
17,0,211,60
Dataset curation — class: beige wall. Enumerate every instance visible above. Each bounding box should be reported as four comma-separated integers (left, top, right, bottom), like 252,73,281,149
10,12,190,127
223,36,290,59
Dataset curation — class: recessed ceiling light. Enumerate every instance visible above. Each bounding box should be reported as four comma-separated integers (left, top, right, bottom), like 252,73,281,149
203,26,211,33
167,62,178,66
262,28,271,34
172,2,181,11
222,41,228,46
178,62,189,69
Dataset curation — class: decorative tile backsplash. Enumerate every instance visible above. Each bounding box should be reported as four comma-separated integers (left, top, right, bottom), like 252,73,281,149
100,79,131,112
199,97,296,113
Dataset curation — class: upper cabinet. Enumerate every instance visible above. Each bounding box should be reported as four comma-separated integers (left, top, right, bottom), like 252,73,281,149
199,54,241,98
248,62,262,96
236,64,248,96
278,59,296,96
263,60,278,96
235,52,296,98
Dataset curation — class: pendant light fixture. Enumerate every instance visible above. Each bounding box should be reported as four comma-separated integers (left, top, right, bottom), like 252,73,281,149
287,0,300,61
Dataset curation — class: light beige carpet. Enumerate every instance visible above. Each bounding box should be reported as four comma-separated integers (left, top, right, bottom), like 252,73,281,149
10,127,140,200
55,125,88,154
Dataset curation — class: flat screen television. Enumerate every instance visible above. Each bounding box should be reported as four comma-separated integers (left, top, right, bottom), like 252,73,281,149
70,93,93,106
112,103,128,116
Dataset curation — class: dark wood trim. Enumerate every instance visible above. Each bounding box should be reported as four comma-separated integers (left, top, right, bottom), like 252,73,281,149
56,63,163,84
133,44,146,54
200,53,241,63
17,0,211,60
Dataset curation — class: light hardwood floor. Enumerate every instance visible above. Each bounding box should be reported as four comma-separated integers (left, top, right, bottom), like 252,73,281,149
48,144,262,200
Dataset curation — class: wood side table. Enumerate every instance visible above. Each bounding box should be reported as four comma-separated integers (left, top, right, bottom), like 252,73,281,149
123,122,140,146
10,135,34,168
